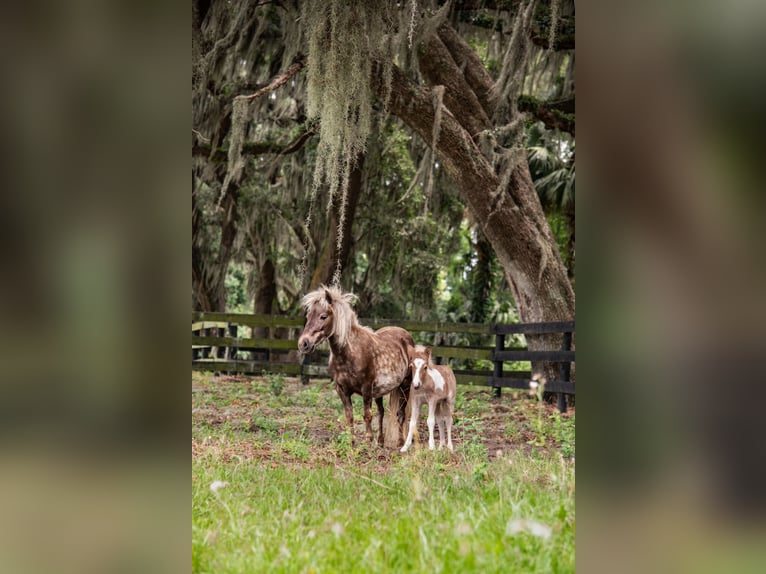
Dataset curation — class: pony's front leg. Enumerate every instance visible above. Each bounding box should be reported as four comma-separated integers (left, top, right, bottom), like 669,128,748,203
362,393,374,444
427,400,437,450
335,383,355,446
375,397,385,446
400,398,420,453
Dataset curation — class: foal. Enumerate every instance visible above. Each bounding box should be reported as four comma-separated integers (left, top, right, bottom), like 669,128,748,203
400,345,456,453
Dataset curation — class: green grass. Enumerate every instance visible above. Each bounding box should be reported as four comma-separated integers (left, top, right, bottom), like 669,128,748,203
192,373,575,573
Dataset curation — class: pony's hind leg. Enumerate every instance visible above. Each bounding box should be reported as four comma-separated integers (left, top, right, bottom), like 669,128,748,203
375,397,385,446
445,407,454,452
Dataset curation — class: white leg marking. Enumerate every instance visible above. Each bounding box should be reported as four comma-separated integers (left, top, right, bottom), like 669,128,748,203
400,400,420,453
427,401,437,450
400,419,417,453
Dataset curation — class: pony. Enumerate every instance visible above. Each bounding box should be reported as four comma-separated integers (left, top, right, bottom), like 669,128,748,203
400,345,456,453
298,285,413,447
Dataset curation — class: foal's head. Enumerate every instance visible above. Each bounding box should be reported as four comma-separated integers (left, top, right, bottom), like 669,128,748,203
409,345,432,389
298,285,358,353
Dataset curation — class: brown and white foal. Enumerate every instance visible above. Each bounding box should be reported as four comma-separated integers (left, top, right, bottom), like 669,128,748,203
400,345,456,453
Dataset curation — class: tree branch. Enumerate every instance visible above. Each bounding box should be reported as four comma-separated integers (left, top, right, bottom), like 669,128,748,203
192,123,318,162
235,53,306,101
436,22,495,118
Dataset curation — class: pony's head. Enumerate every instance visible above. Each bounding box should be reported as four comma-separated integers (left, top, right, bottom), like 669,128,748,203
298,285,358,353
408,344,432,389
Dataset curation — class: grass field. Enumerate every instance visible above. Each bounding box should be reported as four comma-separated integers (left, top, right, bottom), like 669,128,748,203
192,372,575,573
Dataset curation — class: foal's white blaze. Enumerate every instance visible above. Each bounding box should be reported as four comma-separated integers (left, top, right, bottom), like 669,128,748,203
428,368,445,390
413,358,425,387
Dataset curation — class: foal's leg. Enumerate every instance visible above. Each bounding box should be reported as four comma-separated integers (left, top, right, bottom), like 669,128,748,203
436,402,446,450
400,397,420,453
427,400,437,450
362,392,374,444
445,400,454,452
335,383,355,446
375,397,385,446
396,385,409,448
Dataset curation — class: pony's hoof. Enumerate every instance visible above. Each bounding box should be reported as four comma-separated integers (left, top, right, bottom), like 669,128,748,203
400,446,409,453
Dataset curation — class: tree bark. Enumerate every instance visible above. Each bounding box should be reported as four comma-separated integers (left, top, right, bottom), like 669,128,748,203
309,154,365,289
253,257,277,341
470,230,494,324
192,171,221,312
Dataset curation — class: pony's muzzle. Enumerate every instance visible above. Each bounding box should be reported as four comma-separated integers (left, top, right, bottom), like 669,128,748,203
298,337,314,354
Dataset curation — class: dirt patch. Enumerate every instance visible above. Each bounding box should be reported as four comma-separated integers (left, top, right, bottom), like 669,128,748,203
192,373,574,465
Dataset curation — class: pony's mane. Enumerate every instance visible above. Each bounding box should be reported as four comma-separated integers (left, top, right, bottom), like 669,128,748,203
301,285,360,348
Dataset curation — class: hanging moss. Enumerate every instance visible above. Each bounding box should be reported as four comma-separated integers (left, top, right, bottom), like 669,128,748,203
302,0,403,285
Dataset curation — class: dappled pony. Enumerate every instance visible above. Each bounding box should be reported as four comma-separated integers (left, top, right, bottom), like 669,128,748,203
298,285,413,447
400,345,456,453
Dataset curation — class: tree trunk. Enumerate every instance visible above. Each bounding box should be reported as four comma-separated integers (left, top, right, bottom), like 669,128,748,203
192,172,220,312
565,207,575,281
375,24,575,386
309,154,365,289
377,64,574,326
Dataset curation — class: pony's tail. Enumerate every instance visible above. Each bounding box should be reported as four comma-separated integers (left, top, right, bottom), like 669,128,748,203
384,387,406,448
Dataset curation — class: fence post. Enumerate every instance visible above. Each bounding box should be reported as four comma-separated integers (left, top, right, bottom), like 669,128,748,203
201,325,210,359
228,323,238,361
301,352,311,385
493,333,504,399
557,331,572,413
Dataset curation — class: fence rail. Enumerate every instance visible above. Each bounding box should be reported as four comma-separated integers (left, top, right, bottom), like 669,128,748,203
192,312,575,412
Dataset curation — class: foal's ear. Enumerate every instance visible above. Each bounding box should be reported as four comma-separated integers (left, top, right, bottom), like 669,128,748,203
324,288,333,306
425,347,432,362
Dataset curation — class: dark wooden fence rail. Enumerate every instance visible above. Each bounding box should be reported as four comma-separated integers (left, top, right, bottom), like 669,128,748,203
192,312,575,412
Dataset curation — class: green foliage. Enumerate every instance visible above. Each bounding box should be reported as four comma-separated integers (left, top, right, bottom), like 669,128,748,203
263,371,286,397
224,263,250,312
350,121,465,319
550,412,575,458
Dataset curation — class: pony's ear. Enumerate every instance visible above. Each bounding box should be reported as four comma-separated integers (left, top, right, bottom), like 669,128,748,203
425,347,432,362
324,288,333,306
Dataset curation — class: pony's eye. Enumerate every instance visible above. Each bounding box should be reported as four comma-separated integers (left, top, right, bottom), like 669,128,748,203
320,314,328,321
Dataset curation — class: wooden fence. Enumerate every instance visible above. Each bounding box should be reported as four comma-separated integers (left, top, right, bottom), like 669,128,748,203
192,312,575,412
